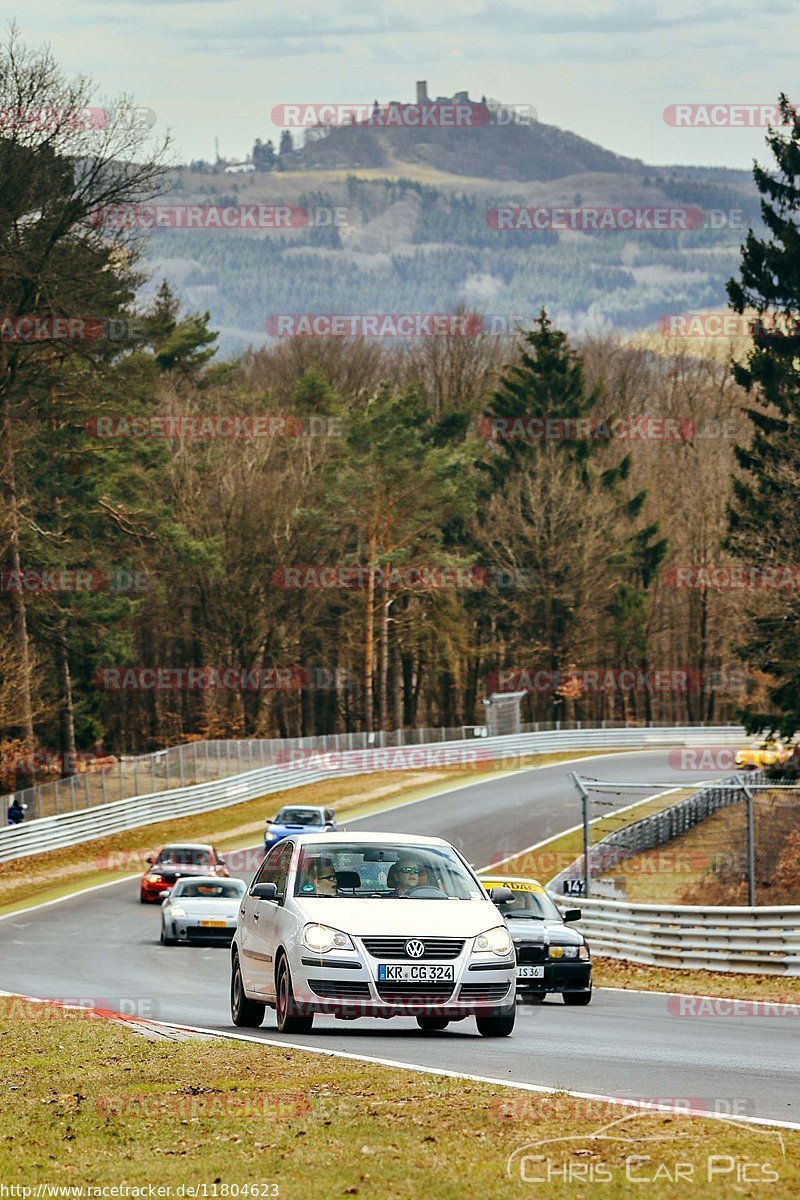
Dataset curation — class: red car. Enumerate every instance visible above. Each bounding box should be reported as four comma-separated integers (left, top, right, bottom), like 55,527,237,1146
140,842,229,904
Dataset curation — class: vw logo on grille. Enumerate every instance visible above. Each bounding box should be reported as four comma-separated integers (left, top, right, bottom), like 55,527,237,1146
405,939,425,958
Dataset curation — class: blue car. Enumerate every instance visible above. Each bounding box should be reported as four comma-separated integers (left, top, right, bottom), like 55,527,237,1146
264,804,337,848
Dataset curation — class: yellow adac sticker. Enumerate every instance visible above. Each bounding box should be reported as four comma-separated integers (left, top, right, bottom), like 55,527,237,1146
482,879,545,894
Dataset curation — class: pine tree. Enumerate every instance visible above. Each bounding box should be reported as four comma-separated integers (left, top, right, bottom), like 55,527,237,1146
726,94,800,735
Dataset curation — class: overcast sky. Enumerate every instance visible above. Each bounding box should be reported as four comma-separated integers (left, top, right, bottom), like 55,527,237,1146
3,0,798,170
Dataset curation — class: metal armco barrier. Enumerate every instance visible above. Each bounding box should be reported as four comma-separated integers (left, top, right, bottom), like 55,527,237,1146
0,724,744,863
549,895,800,976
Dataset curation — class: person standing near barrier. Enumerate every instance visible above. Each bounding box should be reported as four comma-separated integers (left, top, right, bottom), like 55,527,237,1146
7,798,24,825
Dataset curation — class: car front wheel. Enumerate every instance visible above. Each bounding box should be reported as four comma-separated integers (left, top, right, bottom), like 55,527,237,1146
160,928,177,946
476,1004,515,1037
275,956,314,1034
231,953,266,1027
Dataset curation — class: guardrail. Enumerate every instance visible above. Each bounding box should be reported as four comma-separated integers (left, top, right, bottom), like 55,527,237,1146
549,895,800,976
4,719,746,823
0,724,744,863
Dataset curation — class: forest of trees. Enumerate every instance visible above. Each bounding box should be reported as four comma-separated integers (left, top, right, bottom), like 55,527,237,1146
2,34,799,789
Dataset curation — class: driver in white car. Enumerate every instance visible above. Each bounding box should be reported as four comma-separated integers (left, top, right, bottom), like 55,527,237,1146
300,856,339,897
388,857,428,896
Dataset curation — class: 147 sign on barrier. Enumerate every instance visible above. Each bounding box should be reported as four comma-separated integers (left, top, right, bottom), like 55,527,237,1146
563,878,586,896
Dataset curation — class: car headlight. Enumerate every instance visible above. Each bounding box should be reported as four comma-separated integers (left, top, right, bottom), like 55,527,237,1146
168,906,186,918
578,944,590,960
146,874,162,883
473,926,513,956
301,923,354,954
265,830,280,841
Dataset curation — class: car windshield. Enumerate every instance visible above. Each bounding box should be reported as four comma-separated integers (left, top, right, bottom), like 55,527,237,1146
488,885,563,920
293,843,486,900
276,808,323,826
171,879,244,899
158,847,212,866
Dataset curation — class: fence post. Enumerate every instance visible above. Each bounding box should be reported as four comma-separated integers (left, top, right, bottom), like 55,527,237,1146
119,759,124,801
178,745,185,788
736,773,757,906
192,741,199,781
83,773,90,810
569,771,591,900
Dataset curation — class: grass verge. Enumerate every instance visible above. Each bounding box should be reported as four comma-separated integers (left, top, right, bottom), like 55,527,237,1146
593,958,800,1005
0,751,619,916
1,998,796,1197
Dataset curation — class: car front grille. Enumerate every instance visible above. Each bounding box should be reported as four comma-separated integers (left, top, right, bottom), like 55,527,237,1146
307,980,372,999
458,983,512,1003
515,943,545,964
361,937,465,960
375,984,454,1005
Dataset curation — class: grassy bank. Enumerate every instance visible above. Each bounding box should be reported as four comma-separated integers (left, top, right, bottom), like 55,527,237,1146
1,998,795,1197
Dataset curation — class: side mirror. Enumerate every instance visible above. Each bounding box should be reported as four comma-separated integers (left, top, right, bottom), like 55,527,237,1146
161,890,172,902
489,886,515,905
145,856,154,865
217,856,226,867
251,882,279,901
564,909,582,922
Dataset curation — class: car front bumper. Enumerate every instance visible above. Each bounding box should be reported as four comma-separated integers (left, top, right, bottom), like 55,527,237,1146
288,943,516,1018
516,960,592,995
168,915,238,944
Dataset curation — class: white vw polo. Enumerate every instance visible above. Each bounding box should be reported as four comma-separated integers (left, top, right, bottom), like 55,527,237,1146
231,832,517,1036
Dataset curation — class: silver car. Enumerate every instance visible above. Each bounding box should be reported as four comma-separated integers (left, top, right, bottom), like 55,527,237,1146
161,876,246,946
230,832,517,1037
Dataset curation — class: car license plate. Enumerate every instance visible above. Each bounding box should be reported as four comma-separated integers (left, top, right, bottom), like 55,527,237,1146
378,964,454,983
199,920,227,928
517,965,545,979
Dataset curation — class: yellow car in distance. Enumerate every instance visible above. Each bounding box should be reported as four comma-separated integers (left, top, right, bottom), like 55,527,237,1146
735,740,792,771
